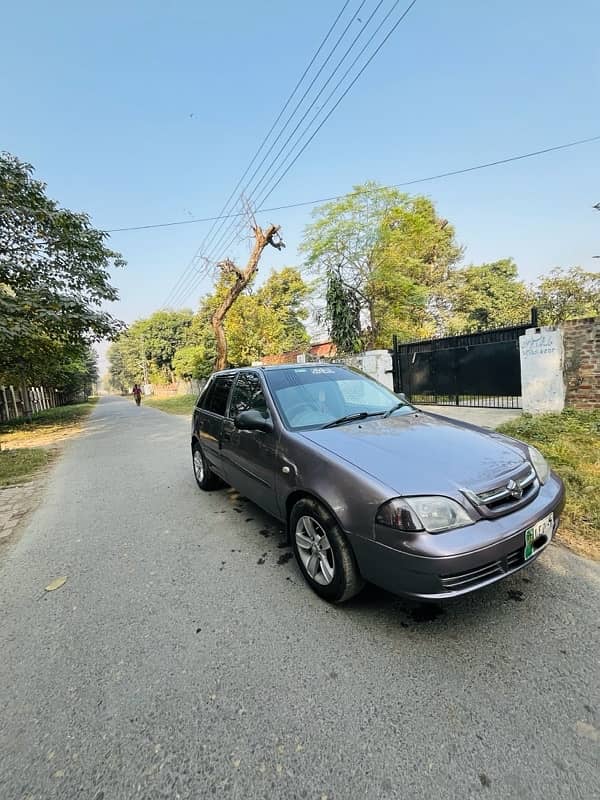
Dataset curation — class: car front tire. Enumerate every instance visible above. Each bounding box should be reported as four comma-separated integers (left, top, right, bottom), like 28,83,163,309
290,497,364,603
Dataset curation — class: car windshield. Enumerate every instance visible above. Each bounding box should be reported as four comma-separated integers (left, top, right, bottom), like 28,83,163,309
265,365,414,430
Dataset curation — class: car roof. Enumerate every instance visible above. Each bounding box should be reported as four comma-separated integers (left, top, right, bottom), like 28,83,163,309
211,362,345,376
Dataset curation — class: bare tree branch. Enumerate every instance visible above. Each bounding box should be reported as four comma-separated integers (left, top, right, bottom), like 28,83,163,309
211,222,285,370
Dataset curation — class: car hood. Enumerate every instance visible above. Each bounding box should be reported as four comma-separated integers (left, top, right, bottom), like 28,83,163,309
299,411,528,496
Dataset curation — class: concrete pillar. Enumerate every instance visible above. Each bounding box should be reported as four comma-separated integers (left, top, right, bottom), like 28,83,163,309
519,327,565,414
354,350,394,391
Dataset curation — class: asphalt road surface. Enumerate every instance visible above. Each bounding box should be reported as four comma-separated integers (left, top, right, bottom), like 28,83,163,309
1,397,598,800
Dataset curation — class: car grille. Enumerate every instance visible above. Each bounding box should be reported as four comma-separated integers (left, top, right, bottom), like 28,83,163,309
440,546,525,592
463,466,538,518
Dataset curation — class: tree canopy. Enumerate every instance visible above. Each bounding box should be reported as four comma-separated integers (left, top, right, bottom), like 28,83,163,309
0,152,124,391
300,182,462,350
440,259,532,333
107,309,193,391
300,183,598,349
108,267,310,388
534,266,600,324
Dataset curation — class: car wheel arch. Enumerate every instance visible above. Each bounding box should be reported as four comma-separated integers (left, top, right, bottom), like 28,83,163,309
285,490,349,546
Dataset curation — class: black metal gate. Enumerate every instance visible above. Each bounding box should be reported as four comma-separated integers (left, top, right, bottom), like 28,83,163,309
391,312,537,409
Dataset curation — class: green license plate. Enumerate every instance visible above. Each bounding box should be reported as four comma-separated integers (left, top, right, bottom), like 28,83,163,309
524,512,554,560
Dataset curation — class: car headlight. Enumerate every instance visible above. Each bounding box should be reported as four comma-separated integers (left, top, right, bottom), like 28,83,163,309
528,445,550,484
376,496,473,534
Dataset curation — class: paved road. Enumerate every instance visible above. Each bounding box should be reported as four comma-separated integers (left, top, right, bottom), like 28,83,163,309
1,397,598,800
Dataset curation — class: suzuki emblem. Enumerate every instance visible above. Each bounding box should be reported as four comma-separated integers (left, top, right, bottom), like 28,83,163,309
506,479,523,499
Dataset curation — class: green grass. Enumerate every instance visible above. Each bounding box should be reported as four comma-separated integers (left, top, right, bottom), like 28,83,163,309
0,398,98,433
0,447,50,486
0,398,98,448
144,394,197,415
497,409,600,559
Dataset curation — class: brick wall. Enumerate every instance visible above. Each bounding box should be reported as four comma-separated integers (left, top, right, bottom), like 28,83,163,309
261,341,336,366
562,317,600,409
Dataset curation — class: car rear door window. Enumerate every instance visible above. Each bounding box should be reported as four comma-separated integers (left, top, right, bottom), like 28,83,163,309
229,372,270,419
201,375,234,416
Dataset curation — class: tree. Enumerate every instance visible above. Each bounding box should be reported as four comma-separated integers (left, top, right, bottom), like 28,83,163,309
321,270,364,354
133,309,193,382
300,183,461,349
255,267,311,352
0,152,125,384
441,259,532,333
211,220,285,369
172,267,310,378
534,266,600,324
107,309,193,390
371,197,463,342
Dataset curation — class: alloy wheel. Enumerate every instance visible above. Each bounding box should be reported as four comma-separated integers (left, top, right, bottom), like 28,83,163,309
193,449,204,483
295,515,335,586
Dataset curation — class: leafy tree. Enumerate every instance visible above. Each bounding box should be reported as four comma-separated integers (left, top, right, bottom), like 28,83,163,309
172,267,310,378
107,310,193,390
51,345,99,397
300,183,461,348
534,266,600,324
132,309,193,382
172,344,213,380
255,267,311,352
322,270,364,354
441,259,532,333
371,198,462,342
0,152,125,384
107,338,131,393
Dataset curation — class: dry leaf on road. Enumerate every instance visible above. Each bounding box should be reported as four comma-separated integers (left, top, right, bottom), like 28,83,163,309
45,577,67,592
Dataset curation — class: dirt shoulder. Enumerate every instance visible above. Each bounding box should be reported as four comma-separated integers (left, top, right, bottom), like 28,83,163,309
0,399,97,544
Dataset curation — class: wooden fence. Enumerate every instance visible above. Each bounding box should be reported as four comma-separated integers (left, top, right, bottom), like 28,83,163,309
0,384,76,423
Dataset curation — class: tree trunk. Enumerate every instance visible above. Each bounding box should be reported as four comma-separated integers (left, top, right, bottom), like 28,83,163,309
211,222,284,370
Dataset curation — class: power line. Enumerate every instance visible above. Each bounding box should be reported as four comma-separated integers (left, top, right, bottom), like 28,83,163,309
195,0,368,265
173,0,419,306
162,0,358,309
104,134,600,234
173,0,381,306
255,0,419,210
196,0,384,273
198,0,415,279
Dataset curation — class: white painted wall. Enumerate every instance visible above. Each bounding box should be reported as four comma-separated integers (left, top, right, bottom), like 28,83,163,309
337,349,394,391
519,327,565,414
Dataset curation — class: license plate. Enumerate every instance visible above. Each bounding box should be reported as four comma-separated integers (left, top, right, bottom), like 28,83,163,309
524,512,554,559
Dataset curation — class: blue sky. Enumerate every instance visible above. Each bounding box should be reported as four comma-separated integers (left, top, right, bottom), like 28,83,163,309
2,0,599,339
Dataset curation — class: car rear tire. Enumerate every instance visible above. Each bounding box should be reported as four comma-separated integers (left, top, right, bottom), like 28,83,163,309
290,497,364,603
192,442,221,491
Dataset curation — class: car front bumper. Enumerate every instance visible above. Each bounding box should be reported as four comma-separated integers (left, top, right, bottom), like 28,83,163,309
348,472,566,600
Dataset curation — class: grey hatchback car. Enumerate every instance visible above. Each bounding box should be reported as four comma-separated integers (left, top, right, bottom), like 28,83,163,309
191,364,565,603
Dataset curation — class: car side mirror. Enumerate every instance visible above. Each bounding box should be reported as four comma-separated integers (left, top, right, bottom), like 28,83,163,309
398,392,407,401
234,409,274,434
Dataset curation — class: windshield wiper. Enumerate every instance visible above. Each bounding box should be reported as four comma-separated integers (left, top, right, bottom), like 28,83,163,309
383,402,406,418
322,411,383,429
